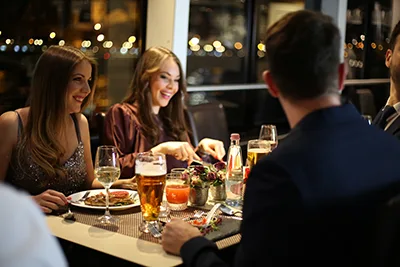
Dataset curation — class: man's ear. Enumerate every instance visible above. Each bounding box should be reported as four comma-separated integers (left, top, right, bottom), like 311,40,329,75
263,70,279,98
338,63,346,92
386,49,392,68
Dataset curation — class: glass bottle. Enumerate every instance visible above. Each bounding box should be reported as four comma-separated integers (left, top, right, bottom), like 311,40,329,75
225,133,243,207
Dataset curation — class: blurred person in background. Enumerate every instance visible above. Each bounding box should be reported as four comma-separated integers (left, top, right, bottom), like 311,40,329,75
104,46,225,179
161,10,400,267
0,45,135,214
373,20,400,138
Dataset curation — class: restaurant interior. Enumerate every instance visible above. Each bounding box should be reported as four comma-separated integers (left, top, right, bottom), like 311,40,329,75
0,0,398,266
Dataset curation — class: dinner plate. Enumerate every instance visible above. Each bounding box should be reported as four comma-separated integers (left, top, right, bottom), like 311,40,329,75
68,189,140,210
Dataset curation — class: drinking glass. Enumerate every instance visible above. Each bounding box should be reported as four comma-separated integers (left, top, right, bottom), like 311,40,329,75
165,173,190,211
94,145,121,224
135,152,167,233
247,139,271,170
259,124,278,150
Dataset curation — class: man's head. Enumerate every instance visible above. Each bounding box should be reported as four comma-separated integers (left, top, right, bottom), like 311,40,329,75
386,20,400,94
263,10,344,102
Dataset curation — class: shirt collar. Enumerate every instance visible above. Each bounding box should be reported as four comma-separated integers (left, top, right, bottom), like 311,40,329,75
385,99,400,114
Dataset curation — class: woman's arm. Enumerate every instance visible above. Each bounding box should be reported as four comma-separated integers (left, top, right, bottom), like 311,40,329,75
0,112,18,181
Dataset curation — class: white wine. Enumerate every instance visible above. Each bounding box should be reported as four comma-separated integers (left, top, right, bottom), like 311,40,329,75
95,166,120,188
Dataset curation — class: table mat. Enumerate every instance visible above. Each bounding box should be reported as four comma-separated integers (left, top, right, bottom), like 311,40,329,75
69,205,242,249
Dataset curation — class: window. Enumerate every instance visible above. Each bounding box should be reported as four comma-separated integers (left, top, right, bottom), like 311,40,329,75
0,0,146,116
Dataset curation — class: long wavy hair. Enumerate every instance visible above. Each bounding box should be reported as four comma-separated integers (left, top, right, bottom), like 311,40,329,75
17,45,98,178
123,46,188,146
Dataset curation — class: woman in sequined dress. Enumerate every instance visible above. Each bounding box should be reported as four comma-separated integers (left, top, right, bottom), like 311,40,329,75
0,46,135,213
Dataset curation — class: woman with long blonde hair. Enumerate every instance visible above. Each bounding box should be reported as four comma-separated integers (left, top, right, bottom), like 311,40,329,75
104,46,225,178
0,45,134,213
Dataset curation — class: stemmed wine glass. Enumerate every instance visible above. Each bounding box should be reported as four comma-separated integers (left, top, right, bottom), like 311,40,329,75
259,124,278,150
94,145,121,224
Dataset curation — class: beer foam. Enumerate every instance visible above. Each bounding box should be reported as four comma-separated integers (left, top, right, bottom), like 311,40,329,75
248,148,269,153
136,162,166,176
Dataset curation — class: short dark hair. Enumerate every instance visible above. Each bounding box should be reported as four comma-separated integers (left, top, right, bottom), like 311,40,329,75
389,20,400,50
265,10,341,100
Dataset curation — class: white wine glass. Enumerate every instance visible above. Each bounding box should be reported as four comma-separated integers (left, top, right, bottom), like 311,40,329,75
95,145,121,224
259,124,278,150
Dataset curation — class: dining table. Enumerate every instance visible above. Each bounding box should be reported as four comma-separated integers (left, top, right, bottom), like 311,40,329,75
46,200,242,267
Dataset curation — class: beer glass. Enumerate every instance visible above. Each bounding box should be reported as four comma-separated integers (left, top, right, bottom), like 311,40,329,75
94,145,120,224
135,152,167,233
259,124,278,150
246,139,270,170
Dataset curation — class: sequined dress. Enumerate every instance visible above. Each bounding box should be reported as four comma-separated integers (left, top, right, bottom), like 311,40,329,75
5,112,88,196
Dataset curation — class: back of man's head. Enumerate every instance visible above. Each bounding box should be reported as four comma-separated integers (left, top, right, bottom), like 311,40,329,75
265,10,341,101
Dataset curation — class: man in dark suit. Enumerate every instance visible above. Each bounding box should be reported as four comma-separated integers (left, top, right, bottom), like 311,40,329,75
161,10,400,267
373,20,400,139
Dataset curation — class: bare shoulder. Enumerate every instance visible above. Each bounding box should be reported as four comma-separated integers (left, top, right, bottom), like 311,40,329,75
0,111,19,131
0,111,19,145
74,113,89,130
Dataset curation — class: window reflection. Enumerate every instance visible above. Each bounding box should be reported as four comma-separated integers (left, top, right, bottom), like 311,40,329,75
255,0,305,83
0,0,144,116
344,0,391,79
187,0,248,85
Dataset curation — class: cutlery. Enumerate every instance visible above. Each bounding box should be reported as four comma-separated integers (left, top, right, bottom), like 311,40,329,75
183,210,205,221
202,203,221,229
70,191,90,203
219,204,243,216
62,202,75,221
148,223,162,239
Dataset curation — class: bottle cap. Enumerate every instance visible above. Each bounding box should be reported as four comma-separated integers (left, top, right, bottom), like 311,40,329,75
230,133,240,140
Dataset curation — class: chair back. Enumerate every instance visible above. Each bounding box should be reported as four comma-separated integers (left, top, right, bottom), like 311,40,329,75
356,89,376,118
95,112,106,145
188,102,230,152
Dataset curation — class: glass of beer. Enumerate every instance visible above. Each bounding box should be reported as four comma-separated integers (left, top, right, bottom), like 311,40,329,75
94,145,121,224
246,139,270,170
135,152,167,233
259,124,278,150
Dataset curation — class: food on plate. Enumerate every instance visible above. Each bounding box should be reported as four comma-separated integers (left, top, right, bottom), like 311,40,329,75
190,216,223,235
84,191,136,206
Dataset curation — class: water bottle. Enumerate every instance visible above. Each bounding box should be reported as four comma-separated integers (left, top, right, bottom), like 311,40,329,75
225,133,244,207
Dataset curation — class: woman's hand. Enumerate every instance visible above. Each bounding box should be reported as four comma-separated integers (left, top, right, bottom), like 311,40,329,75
32,189,68,214
196,138,226,161
152,141,201,163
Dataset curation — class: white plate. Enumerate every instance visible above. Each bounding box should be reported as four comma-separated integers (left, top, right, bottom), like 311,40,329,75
68,189,139,210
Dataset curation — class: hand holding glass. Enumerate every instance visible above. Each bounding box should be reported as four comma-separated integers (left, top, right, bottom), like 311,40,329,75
94,145,121,224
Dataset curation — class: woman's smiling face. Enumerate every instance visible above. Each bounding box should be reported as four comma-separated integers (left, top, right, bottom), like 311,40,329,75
149,57,180,114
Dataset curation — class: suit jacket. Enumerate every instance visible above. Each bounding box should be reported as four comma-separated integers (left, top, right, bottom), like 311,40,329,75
180,104,400,267
373,107,400,139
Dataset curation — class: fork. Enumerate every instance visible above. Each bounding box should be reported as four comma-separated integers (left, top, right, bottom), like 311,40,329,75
148,223,162,239
70,191,90,204
182,210,205,221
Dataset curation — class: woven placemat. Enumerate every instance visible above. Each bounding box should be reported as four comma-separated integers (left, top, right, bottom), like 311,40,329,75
70,205,241,249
